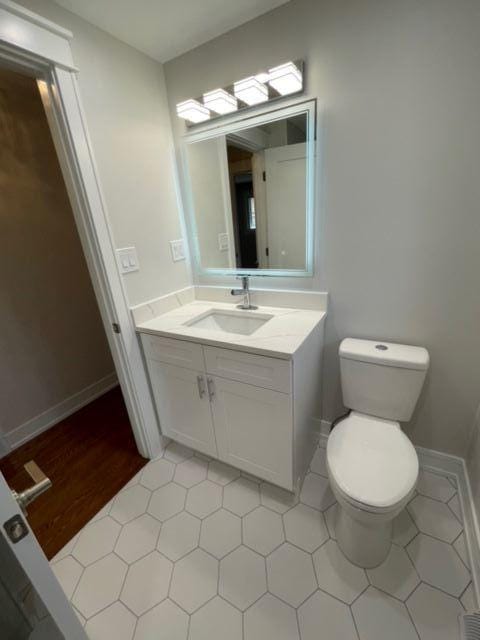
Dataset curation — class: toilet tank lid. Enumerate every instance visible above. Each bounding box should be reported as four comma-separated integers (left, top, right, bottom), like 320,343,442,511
340,338,429,371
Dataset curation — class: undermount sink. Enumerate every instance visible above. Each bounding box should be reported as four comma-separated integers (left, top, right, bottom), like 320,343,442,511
185,309,273,336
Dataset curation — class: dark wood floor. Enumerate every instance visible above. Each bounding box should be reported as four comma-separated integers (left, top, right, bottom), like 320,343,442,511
0,387,147,560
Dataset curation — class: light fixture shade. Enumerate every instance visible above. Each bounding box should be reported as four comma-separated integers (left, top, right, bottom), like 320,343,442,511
176,99,210,123
268,61,302,96
233,76,269,106
203,88,238,115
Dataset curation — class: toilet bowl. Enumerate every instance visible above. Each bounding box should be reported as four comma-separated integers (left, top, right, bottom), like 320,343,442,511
325,338,429,568
327,412,418,568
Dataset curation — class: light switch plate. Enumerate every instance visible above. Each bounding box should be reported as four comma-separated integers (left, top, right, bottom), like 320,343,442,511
116,246,139,273
170,239,186,262
218,232,229,252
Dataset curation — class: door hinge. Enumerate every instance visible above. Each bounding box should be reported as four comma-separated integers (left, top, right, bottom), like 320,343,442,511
262,171,266,182
112,322,121,334
265,247,269,257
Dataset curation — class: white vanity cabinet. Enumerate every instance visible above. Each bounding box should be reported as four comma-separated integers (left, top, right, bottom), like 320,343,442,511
140,327,323,492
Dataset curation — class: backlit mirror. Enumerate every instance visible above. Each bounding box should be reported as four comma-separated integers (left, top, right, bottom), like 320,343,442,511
182,100,315,276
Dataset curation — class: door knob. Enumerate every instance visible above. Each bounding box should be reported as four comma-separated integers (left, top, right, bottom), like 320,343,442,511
12,461,52,515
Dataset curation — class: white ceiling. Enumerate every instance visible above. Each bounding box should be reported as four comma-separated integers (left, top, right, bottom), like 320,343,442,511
54,0,290,63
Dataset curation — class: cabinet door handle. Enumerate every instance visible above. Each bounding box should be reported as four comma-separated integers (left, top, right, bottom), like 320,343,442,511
207,377,215,401
197,375,206,398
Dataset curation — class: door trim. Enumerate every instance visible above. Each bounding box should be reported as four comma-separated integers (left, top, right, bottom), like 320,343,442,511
0,0,162,458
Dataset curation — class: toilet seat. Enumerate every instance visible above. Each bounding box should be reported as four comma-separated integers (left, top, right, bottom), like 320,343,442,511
326,412,418,512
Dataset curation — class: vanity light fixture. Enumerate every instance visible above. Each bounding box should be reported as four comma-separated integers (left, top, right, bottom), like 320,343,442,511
233,76,269,106
176,60,304,126
203,88,238,114
176,98,210,123
268,61,303,96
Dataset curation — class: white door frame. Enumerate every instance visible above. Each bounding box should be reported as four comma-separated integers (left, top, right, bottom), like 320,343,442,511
0,0,162,458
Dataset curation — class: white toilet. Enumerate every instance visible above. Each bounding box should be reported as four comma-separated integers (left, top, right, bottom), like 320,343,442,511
326,338,429,568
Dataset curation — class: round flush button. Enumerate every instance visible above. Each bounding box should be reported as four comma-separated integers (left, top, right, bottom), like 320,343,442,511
375,344,388,351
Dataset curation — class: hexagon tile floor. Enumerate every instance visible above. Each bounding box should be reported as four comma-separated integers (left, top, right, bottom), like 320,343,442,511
51,439,476,640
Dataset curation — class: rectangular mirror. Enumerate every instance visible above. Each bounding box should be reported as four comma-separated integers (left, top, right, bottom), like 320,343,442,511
182,100,316,277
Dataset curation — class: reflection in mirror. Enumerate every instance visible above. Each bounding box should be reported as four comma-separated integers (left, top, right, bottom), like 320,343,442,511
184,105,313,274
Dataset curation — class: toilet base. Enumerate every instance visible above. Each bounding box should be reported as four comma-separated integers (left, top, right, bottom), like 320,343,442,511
335,504,392,569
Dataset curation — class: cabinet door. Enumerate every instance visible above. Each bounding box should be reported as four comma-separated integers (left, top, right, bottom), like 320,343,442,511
210,376,293,490
148,361,218,457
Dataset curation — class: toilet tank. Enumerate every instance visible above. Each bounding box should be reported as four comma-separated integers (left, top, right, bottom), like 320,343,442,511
339,338,429,422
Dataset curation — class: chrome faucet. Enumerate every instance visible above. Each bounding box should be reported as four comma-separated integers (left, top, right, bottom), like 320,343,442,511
231,276,257,310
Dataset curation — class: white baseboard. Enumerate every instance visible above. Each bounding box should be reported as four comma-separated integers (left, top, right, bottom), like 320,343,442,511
2,372,118,456
319,418,480,606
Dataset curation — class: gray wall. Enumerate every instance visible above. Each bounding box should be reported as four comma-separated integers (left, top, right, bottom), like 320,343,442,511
17,0,191,307
165,0,480,456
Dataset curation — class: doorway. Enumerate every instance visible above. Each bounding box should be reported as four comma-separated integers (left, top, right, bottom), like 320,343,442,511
0,67,146,559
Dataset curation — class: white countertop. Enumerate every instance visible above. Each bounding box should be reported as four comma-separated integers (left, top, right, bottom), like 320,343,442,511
135,300,326,360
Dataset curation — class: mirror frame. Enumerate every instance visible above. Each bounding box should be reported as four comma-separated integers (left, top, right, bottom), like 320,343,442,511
181,98,317,278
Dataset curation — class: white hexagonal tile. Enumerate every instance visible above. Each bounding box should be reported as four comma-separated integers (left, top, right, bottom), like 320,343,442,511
461,583,476,611
313,539,368,604
185,480,222,518
392,507,418,547
52,532,80,563
51,556,83,599
310,446,328,477
267,543,316,607
170,549,218,614
72,517,120,566
164,441,194,463
223,477,260,516
148,483,186,521
454,533,469,567
300,472,335,511
367,544,420,600
408,495,462,542
352,586,418,640
120,551,173,615
134,599,188,640
208,460,240,486
189,596,242,640
219,546,266,611
298,590,358,640
283,503,328,552
89,499,113,523
407,583,464,640
199,509,241,559
121,470,142,491
174,457,208,488
85,602,136,640
448,493,462,522
244,593,299,640
115,514,161,564
140,458,175,490
110,485,151,524
324,502,338,540
407,533,470,597
260,482,297,514
157,511,200,561
72,553,127,618
416,470,456,503
243,506,284,555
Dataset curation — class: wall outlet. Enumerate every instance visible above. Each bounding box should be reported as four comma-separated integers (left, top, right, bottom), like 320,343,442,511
170,239,186,262
116,246,139,273
218,232,229,252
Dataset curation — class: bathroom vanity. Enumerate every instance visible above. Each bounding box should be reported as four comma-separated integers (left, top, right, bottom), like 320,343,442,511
136,295,326,492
